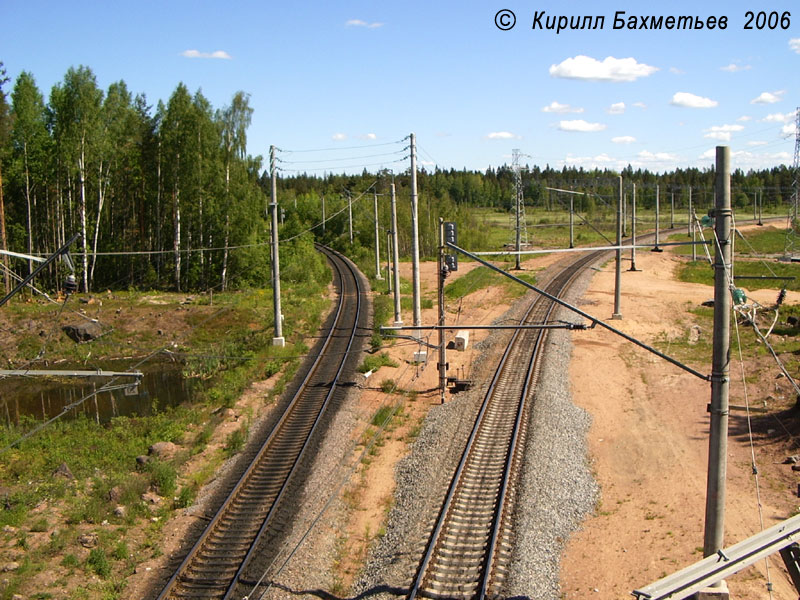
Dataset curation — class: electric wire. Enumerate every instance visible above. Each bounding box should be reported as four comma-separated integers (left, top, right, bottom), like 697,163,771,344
280,182,378,243
276,156,408,174
277,148,407,165
276,137,408,154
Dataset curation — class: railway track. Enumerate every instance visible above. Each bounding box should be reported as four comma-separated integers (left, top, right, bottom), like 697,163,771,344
156,245,367,600
408,249,604,600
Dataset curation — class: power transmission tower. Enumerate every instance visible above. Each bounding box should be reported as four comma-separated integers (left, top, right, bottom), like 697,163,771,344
510,149,530,269
783,107,800,259
793,107,800,224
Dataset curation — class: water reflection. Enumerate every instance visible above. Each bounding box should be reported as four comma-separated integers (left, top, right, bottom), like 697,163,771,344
0,361,195,425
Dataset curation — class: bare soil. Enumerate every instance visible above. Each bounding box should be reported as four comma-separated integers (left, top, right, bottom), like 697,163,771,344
561,240,800,599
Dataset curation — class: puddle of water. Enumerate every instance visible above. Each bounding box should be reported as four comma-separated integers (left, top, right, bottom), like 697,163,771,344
0,360,196,425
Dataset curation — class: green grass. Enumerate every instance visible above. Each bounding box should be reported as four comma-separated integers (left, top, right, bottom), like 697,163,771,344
370,404,398,428
358,352,398,373
444,266,537,300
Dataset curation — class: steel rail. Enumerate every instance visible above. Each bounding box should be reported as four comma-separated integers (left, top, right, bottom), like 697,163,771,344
408,249,605,600
156,245,364,600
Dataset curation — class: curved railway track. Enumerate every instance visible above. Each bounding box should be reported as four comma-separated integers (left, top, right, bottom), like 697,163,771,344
157,245,367,600
409,249,604,600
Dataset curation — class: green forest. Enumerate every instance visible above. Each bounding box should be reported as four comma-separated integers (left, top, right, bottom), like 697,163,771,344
0,62,797,295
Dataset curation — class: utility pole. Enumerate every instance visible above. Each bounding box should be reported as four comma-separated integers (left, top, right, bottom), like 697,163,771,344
652,185,663,252
688,186,693,237
613,175,623,319
629,183,639,271
753,191,757,222
269,145,284,347
410,133,421,328
438,218,447,404
322,194,326,234
391,182,402,326
702,146,732,594
374,190,383,280
692,207,698,262
758,189,763,226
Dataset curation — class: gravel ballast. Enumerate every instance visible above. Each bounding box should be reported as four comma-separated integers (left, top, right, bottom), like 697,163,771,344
354,260,601,599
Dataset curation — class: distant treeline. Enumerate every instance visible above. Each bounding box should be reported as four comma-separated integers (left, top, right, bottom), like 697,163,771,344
0,63,796,293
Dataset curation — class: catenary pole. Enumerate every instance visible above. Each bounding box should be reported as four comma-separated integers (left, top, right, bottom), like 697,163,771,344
670,191,675,229
410,133,421,328
386,230,393,293
348,191,353,244
374,190,382,280
569,195,574,249
703,145,732,578
629,183,639,271
322,194,326,234
270,145,284,347
613,175,623,319
391,183,402,326
438,218,447,403
653,184,663,252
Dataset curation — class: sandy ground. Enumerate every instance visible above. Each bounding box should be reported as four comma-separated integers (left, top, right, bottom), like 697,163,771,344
561,242,800,599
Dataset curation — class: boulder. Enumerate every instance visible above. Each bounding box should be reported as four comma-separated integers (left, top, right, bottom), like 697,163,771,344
62,322,102,343
107,486,123,503
78,533,98,548
148,441,178,460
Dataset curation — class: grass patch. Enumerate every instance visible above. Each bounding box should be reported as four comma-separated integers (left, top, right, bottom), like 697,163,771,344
445,266,537,300
358,352,398,373
370,404,397,428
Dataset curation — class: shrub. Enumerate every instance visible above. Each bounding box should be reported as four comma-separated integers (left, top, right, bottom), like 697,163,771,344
87,548,111,578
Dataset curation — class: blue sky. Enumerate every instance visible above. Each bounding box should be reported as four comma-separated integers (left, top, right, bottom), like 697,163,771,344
1,0,798,174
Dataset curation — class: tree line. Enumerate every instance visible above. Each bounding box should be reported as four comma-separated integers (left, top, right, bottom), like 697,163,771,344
0,62,796,295
0,63,269,295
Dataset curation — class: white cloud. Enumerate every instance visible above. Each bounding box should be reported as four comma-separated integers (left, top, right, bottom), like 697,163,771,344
358,133,377,140
612,136,636,144
783,123,796,136
751,90,786,104
747,141,768,146
737,115,752,122
331,133,347,141
549,55,658,82
558,120,607,132
560,153,619,169
486,131,521,140
669,67,684,75
638,150,680,163
790,38,800,53
181,49,232,59
703,124,744,142
346,19,384,28
633,102,647,109
542,101,583,114
671,92,718,108
720,63,751,72
607,102,626,115
761,112,793,123
701,148,792,169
